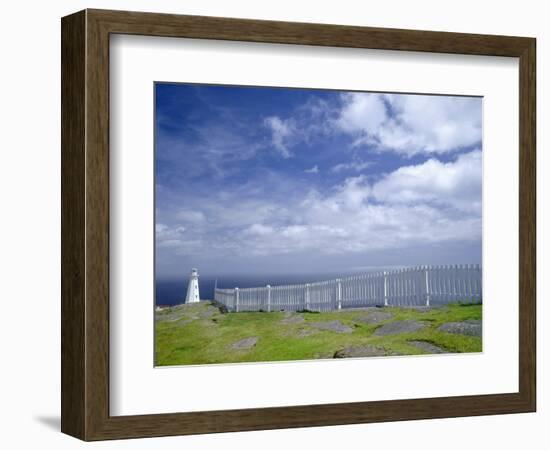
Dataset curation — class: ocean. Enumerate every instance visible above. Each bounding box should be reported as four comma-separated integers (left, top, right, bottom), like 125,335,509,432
155,273,350,306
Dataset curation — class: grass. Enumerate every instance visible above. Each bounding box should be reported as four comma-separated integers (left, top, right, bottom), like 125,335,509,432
155,301,482,366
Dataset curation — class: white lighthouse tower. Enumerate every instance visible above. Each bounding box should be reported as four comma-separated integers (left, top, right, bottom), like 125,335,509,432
185,268,200,303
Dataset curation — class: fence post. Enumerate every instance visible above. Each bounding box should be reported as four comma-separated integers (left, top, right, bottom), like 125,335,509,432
383,271,388,306
234,287,239,312
305,283,310,310
336,279,342,310
425,266,430,306
266,285,271,312
478,264,483,302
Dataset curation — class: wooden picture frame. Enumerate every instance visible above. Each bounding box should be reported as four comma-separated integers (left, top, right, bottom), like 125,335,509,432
61,9,536,441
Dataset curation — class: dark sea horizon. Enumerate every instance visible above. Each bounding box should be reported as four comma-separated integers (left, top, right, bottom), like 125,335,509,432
155,262,481,306
156,272,359,306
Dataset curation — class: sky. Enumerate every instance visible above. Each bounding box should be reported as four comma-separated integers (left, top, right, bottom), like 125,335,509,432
155,83,482,280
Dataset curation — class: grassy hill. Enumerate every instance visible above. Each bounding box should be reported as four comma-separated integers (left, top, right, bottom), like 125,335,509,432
155,301,482,366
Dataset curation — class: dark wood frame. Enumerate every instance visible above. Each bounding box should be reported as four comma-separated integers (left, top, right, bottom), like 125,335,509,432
61,8,536,441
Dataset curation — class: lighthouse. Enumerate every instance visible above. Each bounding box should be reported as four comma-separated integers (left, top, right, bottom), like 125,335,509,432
185,268,200,303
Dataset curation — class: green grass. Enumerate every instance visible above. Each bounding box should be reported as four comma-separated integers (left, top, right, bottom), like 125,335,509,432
155,301,482,366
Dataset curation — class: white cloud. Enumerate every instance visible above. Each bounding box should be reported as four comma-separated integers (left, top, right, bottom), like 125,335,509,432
331,161,372,173
304,165,319,174
371,150,482,213
312,175,371,212
157,152,481,259
264,116,294,158
335,93,482,156
155,223,187,248
263,98,336,158
176,210,206,224
155,223,168,234
262,92,481,159
336,92,388,134
244,224,275,236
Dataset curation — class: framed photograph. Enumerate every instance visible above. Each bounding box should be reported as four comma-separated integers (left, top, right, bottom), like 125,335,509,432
153,82,485,366
61,9,536,440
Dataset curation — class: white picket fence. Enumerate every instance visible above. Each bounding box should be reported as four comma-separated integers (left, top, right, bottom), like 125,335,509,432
214,264,482,312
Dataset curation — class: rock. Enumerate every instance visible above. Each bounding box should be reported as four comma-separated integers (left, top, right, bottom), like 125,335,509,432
209,300,229,314
408,340,448,354
438,320,482,337
281,314,305,325
333,345,389,358
230,337,258,350
310,320,353,334
354,311,393,325
296,328,318,338
373,320,426,336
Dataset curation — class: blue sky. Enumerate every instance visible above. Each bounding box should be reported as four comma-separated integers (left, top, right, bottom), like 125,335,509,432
155,83,482,279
